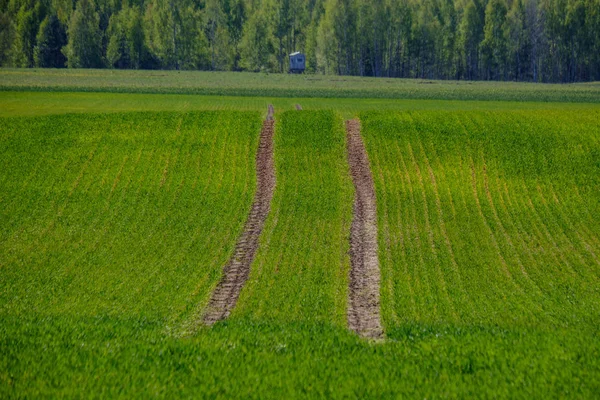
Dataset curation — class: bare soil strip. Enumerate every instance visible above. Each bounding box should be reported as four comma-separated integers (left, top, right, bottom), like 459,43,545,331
202,106,276,325
295,104,302,110
346,119,384,339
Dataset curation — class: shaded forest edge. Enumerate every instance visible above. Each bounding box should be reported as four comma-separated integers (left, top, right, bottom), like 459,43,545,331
1,0,599,83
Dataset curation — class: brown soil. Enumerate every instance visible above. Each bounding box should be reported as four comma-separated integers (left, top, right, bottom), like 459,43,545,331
295,104,302,110
346,119,384,339
202,105,276,325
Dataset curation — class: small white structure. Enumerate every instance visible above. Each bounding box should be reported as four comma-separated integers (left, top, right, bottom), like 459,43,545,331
289,52,305,73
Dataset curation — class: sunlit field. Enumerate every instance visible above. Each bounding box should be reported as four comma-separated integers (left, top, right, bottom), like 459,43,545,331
1,70,599,397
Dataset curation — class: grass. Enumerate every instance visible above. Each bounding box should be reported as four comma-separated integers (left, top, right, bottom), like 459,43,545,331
3,91,600,121
5,316,600,397
2,68,600,102
232,110,353,325
362,109,600,390
0,111,263,322
4,110,599,398
363,110,600,328
2,77,600,397
0,111,262,385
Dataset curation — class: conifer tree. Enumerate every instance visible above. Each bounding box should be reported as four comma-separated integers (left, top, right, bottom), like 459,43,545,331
34,13,67,68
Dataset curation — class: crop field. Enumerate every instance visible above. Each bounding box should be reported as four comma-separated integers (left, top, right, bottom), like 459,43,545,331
1,70,600,397
0,110,265,320
233,110,353,326
362,109,600,329
2,69,600,102
4,91,600,123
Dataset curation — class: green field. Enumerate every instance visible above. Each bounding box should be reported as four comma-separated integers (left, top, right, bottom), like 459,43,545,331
1,71,600,397
233,111,353,325
363,110,600,330
2,68,600,102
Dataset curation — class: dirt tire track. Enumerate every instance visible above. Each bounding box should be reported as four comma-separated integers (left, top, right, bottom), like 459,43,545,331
295,104,302,110
346,119,384,339
202,105,276,325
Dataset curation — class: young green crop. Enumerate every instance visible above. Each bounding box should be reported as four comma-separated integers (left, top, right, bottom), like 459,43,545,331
5,91,600,121
2,108,600,398
0,111,262,325
232,110,354,325
2,68,600,103
360,109,600,331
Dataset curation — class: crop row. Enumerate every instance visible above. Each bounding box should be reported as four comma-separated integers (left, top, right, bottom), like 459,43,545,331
361,109,600,331
232,110,354,325
1,108,599,397
0,111,262,323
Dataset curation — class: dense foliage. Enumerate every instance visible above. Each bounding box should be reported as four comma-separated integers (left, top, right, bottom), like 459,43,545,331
1,0,599,82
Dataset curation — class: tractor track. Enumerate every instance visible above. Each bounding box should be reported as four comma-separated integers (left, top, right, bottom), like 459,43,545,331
346,119,384,339
202,105,276,325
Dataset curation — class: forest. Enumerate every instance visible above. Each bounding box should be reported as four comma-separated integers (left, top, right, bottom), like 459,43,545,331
1,0,599,82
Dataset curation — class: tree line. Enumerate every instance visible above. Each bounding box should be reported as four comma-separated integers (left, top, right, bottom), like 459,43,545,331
1,0,599,82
